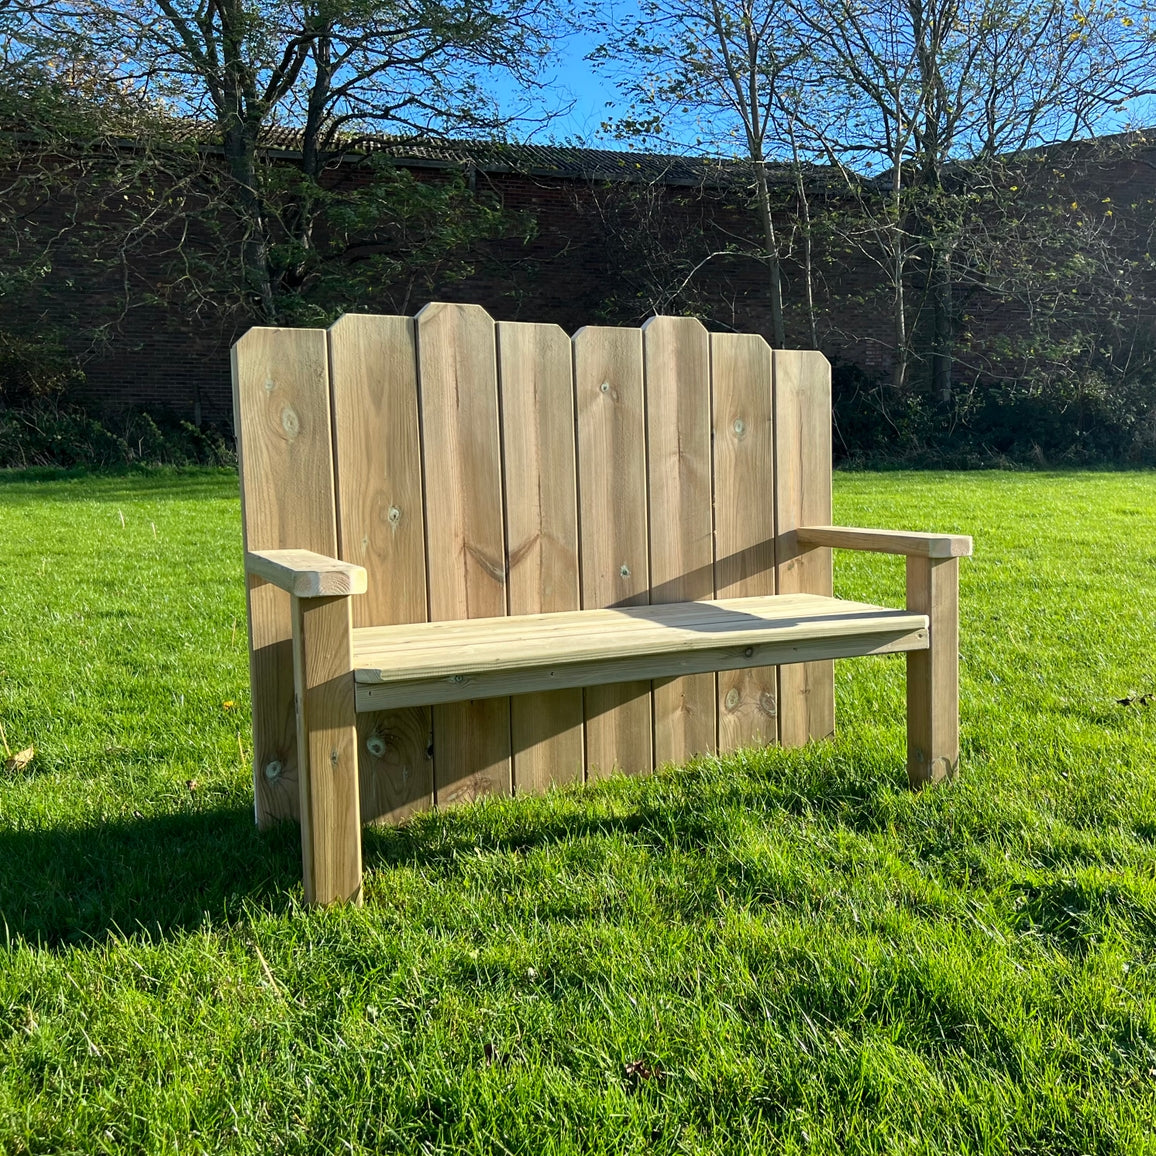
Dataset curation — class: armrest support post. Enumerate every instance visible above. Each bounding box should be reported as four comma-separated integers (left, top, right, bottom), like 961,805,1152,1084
290,594,362,905
905,556,960,786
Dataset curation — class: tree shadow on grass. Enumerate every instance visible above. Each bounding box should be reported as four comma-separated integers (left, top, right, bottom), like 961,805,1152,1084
0,805,301,949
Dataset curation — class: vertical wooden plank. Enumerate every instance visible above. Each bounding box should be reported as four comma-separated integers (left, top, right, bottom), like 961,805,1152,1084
416,303,512,805
291,594,361,905
712,333,778,751
574,325,653,778
231,327,338,828
773,349,835,746
906,556,960,786
328,313,432,825
643,316,717,765
497,321,585,794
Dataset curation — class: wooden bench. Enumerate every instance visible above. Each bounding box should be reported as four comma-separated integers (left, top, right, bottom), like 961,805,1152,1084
232,305,972,905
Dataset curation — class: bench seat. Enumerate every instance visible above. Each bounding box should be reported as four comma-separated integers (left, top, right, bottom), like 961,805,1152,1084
351,594,930,711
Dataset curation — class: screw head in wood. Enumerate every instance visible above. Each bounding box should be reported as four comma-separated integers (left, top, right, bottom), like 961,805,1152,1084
600,381,610,393
620,564,630,578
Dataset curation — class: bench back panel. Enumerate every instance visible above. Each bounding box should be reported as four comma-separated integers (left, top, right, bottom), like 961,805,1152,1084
574,323,653,777
773,351,836,744
234,304,832,826
328,313,432,823
712,333,779,748
498,320,585,792
232,326,341,825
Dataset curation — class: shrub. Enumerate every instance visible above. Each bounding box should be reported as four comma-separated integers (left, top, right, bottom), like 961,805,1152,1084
0,404,235,470
832,361,1156,467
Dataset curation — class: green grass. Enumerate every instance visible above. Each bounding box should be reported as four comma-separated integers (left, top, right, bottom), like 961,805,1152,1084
1,468,1155,1155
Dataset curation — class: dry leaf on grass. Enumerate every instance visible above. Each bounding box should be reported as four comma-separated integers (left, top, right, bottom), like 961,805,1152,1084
4,747,34,774
623,1058,663,1092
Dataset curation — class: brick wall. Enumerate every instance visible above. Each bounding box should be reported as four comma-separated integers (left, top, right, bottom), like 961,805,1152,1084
3,133,1153,426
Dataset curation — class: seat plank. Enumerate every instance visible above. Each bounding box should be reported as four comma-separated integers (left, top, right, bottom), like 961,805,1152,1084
497,321,585,793
644,316,717,765
352,595,928,711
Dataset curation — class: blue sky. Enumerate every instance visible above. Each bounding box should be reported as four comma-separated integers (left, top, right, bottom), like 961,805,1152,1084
502,29,621,147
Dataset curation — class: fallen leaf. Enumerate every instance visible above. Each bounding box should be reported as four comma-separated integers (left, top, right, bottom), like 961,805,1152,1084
624,1058,663,1091
5,747,34,773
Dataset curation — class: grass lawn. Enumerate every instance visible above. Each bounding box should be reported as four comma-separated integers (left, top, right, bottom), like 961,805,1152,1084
1,467,1155,1155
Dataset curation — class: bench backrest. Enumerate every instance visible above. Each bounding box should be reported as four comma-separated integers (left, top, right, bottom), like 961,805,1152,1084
233,303,834,826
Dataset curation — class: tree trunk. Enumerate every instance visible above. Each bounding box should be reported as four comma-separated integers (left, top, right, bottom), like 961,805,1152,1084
753,160,786,348
891,235,909,394
223,122,277,324
930,250,953,402
790,135,819,349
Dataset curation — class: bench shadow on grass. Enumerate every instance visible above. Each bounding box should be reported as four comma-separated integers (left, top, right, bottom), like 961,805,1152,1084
0,804,302,949
0,749,898,949
0,798,670,950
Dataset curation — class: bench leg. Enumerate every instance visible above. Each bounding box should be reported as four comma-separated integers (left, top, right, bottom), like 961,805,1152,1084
905,556,960,786
290,594,363,905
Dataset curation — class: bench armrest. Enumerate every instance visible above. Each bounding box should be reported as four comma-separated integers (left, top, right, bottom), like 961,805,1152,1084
246,549,368,597
796,525,973,558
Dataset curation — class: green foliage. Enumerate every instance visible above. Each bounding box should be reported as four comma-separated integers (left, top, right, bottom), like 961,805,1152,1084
265,159,526,327
1,470,1156,1152
0,330,85,406
833,358,1156,467
0,406,236,469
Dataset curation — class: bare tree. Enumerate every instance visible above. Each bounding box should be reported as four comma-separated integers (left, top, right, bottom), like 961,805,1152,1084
791,0,1156,397
11,0,561,321
593,0,808,346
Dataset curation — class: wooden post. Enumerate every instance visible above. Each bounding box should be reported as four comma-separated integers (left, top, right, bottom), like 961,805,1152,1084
905,556,960,786
291,594,362,905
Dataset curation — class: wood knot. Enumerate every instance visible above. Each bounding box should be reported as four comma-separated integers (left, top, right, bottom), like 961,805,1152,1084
281,406,300,439
263,760,282,782
724,688,740,710
366,735,387,759
620,563,631,578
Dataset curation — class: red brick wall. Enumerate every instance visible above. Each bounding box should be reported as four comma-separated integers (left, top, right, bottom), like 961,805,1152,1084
4,134,1153,425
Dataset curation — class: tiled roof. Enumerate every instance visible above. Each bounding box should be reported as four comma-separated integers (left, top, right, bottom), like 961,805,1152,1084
253,125,796,187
